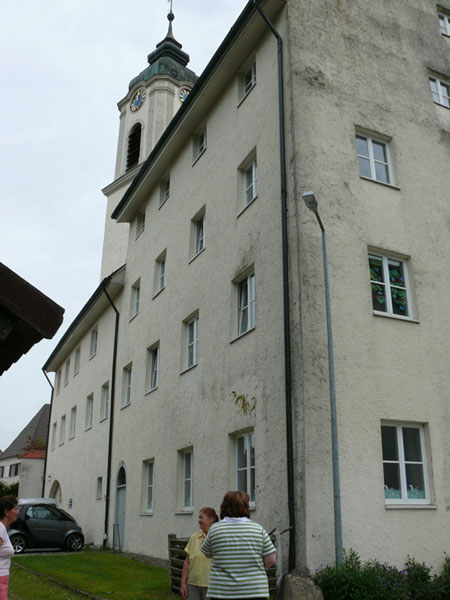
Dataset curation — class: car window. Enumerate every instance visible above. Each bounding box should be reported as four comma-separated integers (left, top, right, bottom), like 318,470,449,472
33,506,62,520
25,506,35,519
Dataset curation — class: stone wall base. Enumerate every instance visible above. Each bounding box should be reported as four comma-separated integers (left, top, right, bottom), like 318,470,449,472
282,572,324,600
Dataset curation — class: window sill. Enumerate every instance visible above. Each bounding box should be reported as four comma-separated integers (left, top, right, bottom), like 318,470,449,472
135,228,145,240
159,196,169,210
145,386,158,396
237,83,256,108
433,100,450,109
121,402,131,411
373,311,419,324
180,363,198,376
89,354,96,361
385,503,437,510
237,195,258,219
188,247,205,264
359,176,400,190
152,287,165,300
230,327,255,344
192,148,206,167
99,416,108,423
59,442,64,447
140,511,154,517
69,435,75,441
129,313,139,323
442,32,450,38
85,426,92,432
73,371,79,378
175,510,193,515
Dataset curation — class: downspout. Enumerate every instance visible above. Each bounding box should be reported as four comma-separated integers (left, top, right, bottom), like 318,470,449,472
41,370,54,497
253,0,296,572
102,284,120,547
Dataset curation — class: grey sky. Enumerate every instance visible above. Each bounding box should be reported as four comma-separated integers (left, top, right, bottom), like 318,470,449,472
0,0,246,451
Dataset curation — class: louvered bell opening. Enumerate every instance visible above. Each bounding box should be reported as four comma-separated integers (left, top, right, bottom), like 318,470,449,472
126,124,141,171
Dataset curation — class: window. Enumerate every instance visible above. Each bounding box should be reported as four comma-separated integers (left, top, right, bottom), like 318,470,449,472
9,463,20,477
85,394,94,430
59,415,66,445
146,345,159,392
64,360,70,386
122,364,132,407
190,207,206,258
236,431,255,506
244,159,258,206
69,406,77,439
160,177,170,207
74,347,80,376
101,382,109,420
0,467,3,479
90,328,98,358
242,62,256,98
356,133,392,184
51,422,57,450
136,211,145,237
193,128,207,161
55,370,61,394
369,253,411,318
438,12,450,35
238,273,256,335
186,315,199,369
183,451,193,510
429,76,450,107
126,123,141,171
144,461,154,512
96,477,103,500
381,423,429,504
131,279,140,318
154,251,166,295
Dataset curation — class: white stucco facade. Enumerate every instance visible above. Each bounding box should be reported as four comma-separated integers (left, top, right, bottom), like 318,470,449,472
44,0,450,575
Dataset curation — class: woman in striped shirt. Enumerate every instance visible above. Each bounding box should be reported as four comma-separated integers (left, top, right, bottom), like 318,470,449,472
201,491,276,599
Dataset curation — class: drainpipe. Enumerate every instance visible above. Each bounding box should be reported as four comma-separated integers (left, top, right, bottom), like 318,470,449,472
102,284,120,547
41,370,55,498
253,0,296,572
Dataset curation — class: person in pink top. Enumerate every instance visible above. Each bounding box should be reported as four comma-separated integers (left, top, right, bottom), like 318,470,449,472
0,496,19,600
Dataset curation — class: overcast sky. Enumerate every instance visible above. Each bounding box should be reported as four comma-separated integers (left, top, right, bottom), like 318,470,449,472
0,0,246,452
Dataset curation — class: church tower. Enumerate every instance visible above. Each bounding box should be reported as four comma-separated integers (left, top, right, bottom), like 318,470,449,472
100,10,197,278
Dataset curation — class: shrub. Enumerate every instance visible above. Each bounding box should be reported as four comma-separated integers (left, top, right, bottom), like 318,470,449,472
314,549,449,600
0,481,18,498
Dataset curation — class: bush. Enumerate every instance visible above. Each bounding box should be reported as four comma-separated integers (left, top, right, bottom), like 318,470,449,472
0,481,18,498
314,549,450,599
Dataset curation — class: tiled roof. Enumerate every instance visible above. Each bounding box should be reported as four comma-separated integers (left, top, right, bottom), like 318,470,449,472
0,404,50,459
20,450,46,459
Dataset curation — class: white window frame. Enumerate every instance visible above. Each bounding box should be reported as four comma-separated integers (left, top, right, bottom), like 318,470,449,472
242,62,256,98
123,365,132,407
154,251,166,295
136,210,145,238
369,253,412,319
186,316,199,369
85,394,94,430
147,345,159,392
235,431,255,508
244,158,258,206
131,280,140,318
69,406,77,439
429,76,450,107
438,12,450,35
238,273,256,335
183,451,193,510
146,461,154,512
101,382,109,420
381,423,430,505
195,216,205,255
51,422,57,450
59,415,66,445
64,360,70,387
74,347,80,376
90,328,98,358
356,133,393,184
193,128,207,162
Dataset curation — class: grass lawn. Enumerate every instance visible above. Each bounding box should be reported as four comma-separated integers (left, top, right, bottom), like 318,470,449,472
10,550,180,600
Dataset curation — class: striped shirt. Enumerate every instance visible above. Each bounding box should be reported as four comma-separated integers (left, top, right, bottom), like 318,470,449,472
201,518,275,598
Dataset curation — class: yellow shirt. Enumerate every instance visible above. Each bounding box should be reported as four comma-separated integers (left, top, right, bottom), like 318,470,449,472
185,530,212,587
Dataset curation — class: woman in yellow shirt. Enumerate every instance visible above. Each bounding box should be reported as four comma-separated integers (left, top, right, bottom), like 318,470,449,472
181,507,218,600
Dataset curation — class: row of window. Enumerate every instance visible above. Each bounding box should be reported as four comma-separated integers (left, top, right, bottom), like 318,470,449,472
55,331,97,395
0,463,20,479
90,421,431,512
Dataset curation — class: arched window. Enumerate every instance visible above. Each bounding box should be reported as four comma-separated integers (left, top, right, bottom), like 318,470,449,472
126,124,141,171
117,466,126,487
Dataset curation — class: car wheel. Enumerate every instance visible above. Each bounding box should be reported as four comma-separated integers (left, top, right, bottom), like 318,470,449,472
10,534,27,554
65,533,84,552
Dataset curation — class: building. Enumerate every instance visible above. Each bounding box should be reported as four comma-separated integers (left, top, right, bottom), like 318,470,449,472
43,0,450,575
0,404,49,496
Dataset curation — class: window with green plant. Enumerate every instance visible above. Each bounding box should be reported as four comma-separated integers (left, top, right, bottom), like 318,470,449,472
369,253,410,317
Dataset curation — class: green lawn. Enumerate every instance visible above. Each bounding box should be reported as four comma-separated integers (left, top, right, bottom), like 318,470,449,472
10,550,179,600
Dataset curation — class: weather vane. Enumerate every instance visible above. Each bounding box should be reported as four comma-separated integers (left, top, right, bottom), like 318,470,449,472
168,0,173,12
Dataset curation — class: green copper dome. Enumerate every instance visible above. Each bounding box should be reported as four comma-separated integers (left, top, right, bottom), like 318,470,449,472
129,12,197,90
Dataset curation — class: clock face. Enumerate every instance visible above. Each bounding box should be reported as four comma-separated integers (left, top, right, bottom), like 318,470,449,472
130,88,146,112
179,88,190,103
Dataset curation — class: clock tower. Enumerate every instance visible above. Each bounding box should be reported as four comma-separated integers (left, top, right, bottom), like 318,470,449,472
101,10,197,278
